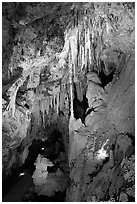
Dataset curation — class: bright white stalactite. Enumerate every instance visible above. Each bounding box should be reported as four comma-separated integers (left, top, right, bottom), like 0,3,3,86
41,98,45,127
70,33,78,81
50,96,52,109
69,48,74,118
57,91,59,114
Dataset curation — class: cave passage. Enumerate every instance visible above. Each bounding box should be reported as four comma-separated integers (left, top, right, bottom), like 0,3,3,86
3,129,68,202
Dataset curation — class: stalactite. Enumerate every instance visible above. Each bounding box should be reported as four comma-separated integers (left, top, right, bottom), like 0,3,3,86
79,40,82,69
53,95,55,110
60,85,64,111
33,97,40,127
76,80,83,102
84,24,87,69
43,99,46,127
38,99,40,127
41,98,45,127
57,91,59,114
50,96,52,109
69,47,74,118
46,97,49,115
77,29,79,68
44,97,47,115
69,32,78,82
80,44,83,72
82,46,85,70
52,96,54,110
48,97,50,115
80,80,83,102
62,83,65,93
59,12,107,107
87,23,91,68
54,95,57,113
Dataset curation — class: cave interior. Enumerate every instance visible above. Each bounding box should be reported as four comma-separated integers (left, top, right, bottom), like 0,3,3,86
2,2,135,202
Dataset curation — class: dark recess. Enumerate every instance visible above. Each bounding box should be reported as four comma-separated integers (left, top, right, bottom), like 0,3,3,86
73,83,88,124
99,60,115,87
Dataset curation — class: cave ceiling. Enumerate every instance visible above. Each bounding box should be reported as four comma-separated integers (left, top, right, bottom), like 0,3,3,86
2,2,134,82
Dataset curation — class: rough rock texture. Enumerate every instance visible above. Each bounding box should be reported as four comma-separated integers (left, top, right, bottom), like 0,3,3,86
106,55,135,134
33,154,69,197
2,2,134,202
66,55,135,202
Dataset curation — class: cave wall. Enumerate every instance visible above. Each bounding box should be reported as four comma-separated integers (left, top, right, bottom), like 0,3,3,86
66,54,135,202
106,55,135,134
2,2,135,202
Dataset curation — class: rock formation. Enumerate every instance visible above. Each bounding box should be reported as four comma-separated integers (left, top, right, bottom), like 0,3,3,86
2,2,135,202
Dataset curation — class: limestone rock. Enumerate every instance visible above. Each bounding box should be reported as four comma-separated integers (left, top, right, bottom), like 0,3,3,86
33,154,68,197
86,80,107,109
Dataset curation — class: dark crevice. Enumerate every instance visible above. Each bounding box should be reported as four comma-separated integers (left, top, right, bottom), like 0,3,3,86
99,60,115,87
73,83,88,124
22,190,66,202
85,107,96,117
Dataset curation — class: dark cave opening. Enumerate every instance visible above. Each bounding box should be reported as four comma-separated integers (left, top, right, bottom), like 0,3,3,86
73,83,88,124
19,128,66,175
3,129,67,202
2,139,44,198
99,60,115,87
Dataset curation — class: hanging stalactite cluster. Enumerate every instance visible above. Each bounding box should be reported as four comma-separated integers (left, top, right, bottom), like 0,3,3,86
58,5,108,118
61,4,113,74
30,81,70,128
